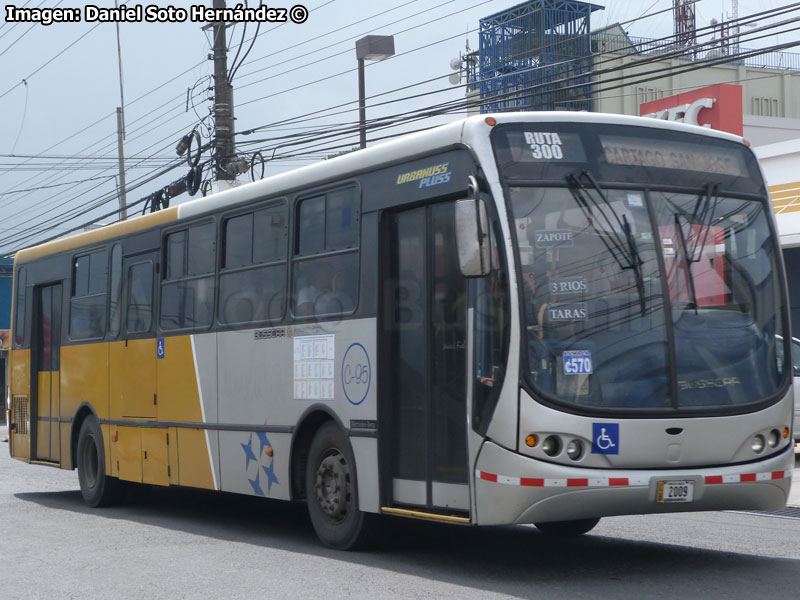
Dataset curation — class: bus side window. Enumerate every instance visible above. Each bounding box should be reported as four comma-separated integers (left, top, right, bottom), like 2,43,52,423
126,262,153,334
472,218,508,434
13,266,27,347
70,249,108,340
161,222,216,330
108,244,122,337
292,188,360,318
219,203,288,325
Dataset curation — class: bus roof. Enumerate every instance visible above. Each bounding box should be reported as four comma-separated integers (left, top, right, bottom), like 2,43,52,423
14,112,745,264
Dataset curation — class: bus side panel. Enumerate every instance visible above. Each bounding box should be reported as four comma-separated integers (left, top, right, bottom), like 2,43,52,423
9,348,31,460
176,428,215,489
158,334,219,490
61,343,109,420
156,334,208,424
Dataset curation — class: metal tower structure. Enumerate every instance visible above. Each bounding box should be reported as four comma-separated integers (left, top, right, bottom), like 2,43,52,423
477,0,602,113
673,0,697,53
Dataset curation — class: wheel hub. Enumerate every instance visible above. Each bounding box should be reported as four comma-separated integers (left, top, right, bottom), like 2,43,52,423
314,450,351,522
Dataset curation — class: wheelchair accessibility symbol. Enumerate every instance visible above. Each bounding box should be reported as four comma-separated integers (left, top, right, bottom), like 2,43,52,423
592,423,619,455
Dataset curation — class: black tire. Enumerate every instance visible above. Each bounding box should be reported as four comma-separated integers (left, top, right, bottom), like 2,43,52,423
305,422,376,550
534,517,600,536
76,417,121,508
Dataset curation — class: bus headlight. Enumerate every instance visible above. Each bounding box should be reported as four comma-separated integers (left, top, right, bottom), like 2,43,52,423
767,429,780,448
542,435,562,457
566,439,583,461
751,434,765,454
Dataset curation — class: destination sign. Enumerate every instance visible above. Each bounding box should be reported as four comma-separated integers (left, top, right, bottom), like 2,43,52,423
599,136,747,177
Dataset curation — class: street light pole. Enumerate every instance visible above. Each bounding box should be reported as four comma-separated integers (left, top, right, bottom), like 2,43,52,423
355,35,395,150
357,58,366,150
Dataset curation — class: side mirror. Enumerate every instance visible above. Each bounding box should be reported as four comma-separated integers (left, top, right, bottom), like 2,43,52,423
455,176,491,277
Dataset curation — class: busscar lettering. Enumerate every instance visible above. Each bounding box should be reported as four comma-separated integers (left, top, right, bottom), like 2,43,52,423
5,5,81,25
254,327,287,340
678,377,741,390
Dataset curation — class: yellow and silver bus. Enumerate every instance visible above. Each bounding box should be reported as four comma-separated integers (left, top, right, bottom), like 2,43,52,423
7,113,795,549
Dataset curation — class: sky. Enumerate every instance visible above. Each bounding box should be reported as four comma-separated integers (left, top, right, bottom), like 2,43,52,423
0,0,796,255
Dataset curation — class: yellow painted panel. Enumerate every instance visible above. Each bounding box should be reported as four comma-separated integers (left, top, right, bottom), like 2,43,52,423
101,422,112,477
108,424,119,477
157,335,203,423
10,349,30,397
51,372,60,463
35,372,52,460
117,426,142,483
59,422,72,470
109,339,156,420
15,207,178,263
177,428,214,490
36,421,50,459
142,429,170,487
37,372,51,418
168,427,180,485
769,181,800,193
61,344,109,420
770,191,800,200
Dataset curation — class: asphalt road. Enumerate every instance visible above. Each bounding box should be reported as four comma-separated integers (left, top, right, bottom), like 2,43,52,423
1,426,799,600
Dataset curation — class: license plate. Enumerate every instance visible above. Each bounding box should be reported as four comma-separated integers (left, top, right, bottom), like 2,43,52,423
657,480,694,503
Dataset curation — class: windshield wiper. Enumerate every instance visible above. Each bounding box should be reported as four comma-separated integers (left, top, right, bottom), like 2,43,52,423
672,183,719,313
674,213,699,313
565,172,646,315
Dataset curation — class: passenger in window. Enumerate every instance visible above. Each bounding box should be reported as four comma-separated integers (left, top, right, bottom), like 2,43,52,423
297,261,335,316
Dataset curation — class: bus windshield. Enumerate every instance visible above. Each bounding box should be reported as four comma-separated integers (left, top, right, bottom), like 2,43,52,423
494,124,786,412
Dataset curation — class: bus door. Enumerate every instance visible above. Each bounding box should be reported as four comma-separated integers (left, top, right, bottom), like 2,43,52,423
31,283,63,463
109,251,159,483
383,202,469,512
117,252,158,421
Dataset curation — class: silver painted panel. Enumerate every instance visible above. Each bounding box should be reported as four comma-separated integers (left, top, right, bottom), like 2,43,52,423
351,437,379,512
198,318,380,511
193,334,220,488
473,439,792,525
432,482,470,510
217,430,292,501
517,388,795,469
393,479,426,506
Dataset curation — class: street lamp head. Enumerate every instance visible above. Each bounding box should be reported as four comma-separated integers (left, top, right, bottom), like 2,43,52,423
355,35,395,61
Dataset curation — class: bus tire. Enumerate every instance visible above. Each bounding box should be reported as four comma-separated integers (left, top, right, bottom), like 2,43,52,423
534,517,600,536
76,417,121,508
305,422,375,550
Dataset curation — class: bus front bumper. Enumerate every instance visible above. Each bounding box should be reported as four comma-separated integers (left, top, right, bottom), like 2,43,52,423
473,440,794,525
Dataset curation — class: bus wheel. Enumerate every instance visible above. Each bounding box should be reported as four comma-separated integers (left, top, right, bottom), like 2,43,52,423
305,422,375,550
76,417,121,508
534,517,600,536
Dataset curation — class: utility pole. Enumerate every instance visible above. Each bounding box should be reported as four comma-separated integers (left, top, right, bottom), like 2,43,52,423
212,0,236,182
115,1,127,219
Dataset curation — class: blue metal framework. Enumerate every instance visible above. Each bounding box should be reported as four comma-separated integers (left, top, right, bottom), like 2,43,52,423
477,0,602,113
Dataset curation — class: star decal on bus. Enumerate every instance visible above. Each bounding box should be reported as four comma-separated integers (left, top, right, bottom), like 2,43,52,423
241,431,279,496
